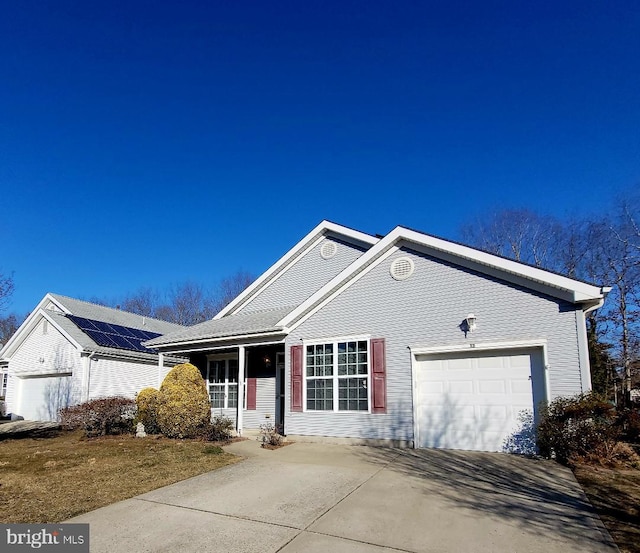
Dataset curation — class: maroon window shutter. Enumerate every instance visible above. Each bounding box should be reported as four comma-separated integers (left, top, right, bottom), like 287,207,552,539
291,344,303,412
371,338,386,413
246,378,257,410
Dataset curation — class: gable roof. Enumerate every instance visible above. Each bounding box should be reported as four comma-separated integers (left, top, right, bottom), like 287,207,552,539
213,220,378,319
278,225,609,330
145,222,609,351
0,293,185,362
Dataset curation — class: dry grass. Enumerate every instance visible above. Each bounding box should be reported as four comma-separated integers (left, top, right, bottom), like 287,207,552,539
573,464,640,553
0,430,239,523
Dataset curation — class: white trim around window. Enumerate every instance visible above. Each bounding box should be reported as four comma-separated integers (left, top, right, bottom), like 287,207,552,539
206,354,240,410
302,335,372,413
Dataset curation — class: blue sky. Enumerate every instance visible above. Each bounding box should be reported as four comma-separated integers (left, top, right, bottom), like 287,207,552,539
1,1,639,316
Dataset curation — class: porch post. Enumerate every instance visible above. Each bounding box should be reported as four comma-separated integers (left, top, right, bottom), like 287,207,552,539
157,353,164,388
237,346,245,436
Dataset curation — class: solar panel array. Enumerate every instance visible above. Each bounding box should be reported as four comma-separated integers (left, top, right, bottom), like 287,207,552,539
67,315,163,353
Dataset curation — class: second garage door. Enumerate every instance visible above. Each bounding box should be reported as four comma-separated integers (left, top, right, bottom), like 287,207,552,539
415,349,544,452
17,374,75,421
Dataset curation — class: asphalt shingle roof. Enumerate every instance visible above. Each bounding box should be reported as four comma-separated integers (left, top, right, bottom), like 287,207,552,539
145,305,295,347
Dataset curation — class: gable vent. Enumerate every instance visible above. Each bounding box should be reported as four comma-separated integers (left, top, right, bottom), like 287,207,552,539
320,240,338,259
390,257,415,281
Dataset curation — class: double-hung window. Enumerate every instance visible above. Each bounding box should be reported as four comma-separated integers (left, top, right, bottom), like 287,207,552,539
1,371,7,398
207,356,239,409
305,339,369,412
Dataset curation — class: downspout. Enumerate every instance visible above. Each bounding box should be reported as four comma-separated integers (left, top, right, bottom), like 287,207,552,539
83,351,98,402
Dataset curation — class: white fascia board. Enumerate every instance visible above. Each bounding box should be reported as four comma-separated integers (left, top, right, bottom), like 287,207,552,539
214,221,378,319
41,311,85,351
150,329,287,350
278,229,402,328
397,228,605,303
0,292,76,358
1,308,84,360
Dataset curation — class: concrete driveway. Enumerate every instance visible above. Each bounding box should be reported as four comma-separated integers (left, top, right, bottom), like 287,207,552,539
69,440,616,553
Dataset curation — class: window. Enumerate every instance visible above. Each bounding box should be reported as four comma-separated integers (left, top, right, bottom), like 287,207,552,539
1,372,7,398
305,339,369,411
206,357,238,409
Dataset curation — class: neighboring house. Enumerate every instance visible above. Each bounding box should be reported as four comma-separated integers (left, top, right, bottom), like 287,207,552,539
0,294,185,421
147,220,609,452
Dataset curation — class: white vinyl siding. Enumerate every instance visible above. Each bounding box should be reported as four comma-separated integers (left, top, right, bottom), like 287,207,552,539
88,356,159,400
238,238,367,314
285,246,583,443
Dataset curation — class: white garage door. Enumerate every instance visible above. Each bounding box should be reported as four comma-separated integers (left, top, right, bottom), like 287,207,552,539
18,375,75,421
415,350,542,452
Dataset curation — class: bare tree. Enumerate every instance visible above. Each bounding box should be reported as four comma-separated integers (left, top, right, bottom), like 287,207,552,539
213,270,254,314
121,287,159,317
0,270,15,312
460,209,563,268
0,313,21,345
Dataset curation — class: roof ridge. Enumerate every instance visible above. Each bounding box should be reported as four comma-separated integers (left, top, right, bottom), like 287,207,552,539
48,293,185,327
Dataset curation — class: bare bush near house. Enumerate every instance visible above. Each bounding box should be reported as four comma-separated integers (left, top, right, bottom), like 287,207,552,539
59,397,136,437
537,393,639,467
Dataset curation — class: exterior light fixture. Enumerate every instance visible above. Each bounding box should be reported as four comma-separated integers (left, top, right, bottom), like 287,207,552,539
263,356,272,369
465,313,477,333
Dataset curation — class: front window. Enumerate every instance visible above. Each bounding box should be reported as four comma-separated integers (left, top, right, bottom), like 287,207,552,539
305,339,369,411
207,357,238,409
1,371,7,398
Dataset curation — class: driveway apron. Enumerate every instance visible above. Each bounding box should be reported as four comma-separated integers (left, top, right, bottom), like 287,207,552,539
68,440,617,553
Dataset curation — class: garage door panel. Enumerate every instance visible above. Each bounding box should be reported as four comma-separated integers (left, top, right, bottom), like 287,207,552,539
478,380,506,394
449,381,473,394
416,350,540,452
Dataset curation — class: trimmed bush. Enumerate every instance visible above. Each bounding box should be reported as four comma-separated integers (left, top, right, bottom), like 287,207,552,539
136,387,160,434
59,397,136,437
537,392,621,466
156,363,211,438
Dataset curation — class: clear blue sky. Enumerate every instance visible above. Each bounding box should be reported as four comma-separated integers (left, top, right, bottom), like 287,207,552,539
1,1,639,316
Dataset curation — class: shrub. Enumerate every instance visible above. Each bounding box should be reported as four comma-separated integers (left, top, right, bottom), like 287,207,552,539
617,408,640,443
537,392,620,466
136,387,160,434
200,415,235,442
59,397,136,437
259,423,284,447
156,363,211,438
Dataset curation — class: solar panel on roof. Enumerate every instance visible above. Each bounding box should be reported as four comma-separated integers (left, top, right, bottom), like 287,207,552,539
67,315,162,353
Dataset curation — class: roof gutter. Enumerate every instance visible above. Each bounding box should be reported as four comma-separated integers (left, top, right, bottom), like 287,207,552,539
146,329,287,350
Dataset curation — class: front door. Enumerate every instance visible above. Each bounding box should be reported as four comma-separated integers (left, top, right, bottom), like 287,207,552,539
275,352,285,432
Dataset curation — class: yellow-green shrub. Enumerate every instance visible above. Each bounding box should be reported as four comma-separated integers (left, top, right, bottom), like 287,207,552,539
136,387,160,434
157,363,211,438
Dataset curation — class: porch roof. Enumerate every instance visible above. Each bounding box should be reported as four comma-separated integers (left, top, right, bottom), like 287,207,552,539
144,305,295,348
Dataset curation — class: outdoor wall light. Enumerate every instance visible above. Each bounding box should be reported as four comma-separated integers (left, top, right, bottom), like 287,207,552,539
263,356,272,369
465,313,477,333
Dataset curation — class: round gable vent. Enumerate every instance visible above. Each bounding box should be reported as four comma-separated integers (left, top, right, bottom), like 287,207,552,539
390,257,415,281
320,241,338,259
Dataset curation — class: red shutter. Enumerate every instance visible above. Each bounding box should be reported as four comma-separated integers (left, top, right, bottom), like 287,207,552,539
246,378,257,410
371,338,386,413
291,344,303,412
